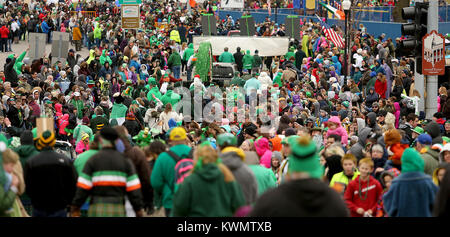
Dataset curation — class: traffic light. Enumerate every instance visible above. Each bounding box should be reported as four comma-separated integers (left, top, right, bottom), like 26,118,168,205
400,2,428,73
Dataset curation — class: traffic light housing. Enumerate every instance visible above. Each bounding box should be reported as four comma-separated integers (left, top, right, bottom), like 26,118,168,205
400,3,428,73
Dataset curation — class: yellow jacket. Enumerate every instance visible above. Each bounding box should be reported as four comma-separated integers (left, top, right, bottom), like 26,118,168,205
170,29,181,44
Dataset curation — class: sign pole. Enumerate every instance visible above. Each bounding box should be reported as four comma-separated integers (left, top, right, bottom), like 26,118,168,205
425,0,439,119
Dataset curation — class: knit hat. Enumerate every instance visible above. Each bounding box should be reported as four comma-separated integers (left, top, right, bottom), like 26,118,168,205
20,130,34,146
100,127,119,142
417,133,432,145
384,129,402,147
288,136,324,178
36,130,56,150
81,133,90,141
271,151,282,163
217,133,237,147
401,148,425,173
170,127,187,141
412,126,425,135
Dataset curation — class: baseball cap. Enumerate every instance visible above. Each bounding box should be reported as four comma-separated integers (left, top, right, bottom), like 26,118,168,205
74,92,81,97
417,133,432,145
170,127,187,141
412,126,424,135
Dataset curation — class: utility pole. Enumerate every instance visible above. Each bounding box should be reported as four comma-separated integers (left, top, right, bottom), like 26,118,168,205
425,0,439,119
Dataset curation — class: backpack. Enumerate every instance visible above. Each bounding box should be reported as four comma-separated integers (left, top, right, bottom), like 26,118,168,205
166,149,194,186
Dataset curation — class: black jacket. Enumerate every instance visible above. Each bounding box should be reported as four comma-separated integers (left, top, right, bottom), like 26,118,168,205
5,57,18,87
233,51,244,70
123,120,140,137
24,148,78,212
249,178,350,217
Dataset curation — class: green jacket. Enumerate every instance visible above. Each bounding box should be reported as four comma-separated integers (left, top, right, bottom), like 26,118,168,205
168,51,182,67
421,148,440,176
285,51,295,62
151,144,192,209
249,165,277,196
0,185,16,217
110,103,128,119
10,51,26,75
73,124,94,144
99,49,112,66
172,163,246,217
219,51,235,63
71,99,84,119
252,55,263,68
89,115,109,133
161,90,181,108
93,25,102,39
147,87,162,103
13,145,39,169
182,43,194,62
74,149,98,175
272,72,283,87
242,50,253,70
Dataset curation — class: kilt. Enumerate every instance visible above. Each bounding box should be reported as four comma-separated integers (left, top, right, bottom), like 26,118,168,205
87,203,126,217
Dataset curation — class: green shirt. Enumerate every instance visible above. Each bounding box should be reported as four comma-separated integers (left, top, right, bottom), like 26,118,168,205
249,165,277,196
219,51,235,63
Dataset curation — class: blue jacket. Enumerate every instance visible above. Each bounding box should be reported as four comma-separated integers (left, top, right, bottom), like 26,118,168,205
41,21,50,33
383,172,438,217
332,56,342,76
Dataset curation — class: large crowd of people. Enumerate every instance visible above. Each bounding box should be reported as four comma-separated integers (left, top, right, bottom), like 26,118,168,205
0,0,449,218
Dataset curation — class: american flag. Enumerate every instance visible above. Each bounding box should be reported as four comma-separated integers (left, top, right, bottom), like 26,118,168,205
331,0,342,11
318,16,345,48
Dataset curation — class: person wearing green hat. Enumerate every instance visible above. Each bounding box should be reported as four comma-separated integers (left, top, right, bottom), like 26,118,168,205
383,148,439,217
249,135,349,217
230,71,245,87
242,50,254,73
0,134,19,217
285,46,295,64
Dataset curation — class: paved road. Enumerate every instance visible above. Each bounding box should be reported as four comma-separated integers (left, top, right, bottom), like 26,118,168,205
0,38,90,70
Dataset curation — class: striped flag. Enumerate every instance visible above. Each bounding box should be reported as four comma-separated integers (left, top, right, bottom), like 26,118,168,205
319,2,346,20
317,16,345,48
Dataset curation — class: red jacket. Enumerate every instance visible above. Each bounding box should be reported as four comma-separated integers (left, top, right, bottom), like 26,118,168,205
344,175,383,217
374,79,387,99
0,26,9,38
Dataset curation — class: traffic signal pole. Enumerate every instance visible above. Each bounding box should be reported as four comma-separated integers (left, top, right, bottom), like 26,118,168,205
414,0,426,115
425,0,439,119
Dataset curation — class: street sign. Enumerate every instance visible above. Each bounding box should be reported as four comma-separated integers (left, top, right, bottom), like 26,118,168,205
422,30,446,76
119,0,141,4
28,33,47,60
51,32,70,64
122,4,140,29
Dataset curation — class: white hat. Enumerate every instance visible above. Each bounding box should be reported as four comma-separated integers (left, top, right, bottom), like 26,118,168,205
357,48,362,54
330,77,337,83
328,52,333,56
113,92,120,97
74,92,81,97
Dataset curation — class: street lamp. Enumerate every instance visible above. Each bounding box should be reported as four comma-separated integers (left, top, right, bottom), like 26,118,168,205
342,0,351,82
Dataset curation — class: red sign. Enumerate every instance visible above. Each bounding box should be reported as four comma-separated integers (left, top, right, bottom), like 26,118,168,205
422,30,446,76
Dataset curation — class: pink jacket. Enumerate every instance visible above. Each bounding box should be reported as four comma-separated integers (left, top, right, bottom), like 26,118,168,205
325,116,349,146
75,140,89,154
394,102,401,129
58,114,69,135
255,137,272,168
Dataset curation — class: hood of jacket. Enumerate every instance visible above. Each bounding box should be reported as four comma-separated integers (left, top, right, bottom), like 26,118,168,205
7,54,14,59
358,127,372,146
439,143,450,162
55,103,62,113
195,163,224,181
188,43,193,49
332,56,339,63
254,137,270,157
367,112,377,127
394,102,401,112
327,116,342,127
356,118,366,135
221,147,246,170
401,148,425,173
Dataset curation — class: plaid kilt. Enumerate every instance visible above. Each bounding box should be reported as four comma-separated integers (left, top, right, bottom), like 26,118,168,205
87,203,126,217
